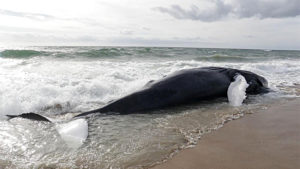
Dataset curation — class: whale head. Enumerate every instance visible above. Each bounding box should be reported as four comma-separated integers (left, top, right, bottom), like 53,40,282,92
232,69,270,95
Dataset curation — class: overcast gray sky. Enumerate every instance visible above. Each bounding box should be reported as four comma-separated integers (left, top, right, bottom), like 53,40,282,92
0,0,299,50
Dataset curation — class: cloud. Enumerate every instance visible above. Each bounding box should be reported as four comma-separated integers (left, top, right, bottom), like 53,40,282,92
0,9,56,21
0,8,105,29
107,36,218,48
154,0,300,22
154,1,231,22
0,32,102,46
120,29,134,35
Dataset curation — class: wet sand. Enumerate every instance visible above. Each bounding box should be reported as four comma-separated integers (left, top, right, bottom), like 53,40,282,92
152,98,300,169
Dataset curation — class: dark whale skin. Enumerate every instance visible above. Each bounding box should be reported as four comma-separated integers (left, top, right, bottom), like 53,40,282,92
7,112,51,122
75,67,269,117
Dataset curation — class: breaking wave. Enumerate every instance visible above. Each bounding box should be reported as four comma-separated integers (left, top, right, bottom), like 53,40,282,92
1,47,299,61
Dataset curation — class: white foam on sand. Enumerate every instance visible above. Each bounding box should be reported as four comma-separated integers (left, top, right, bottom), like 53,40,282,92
227,74,249,107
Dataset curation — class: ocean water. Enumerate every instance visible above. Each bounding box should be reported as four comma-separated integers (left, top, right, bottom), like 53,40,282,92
0,46,299,168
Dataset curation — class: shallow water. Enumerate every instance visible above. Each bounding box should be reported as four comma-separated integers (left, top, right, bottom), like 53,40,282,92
0,47,299,168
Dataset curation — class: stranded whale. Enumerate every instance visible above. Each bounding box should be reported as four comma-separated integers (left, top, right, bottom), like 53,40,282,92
75,67,269,117
7,67,269,120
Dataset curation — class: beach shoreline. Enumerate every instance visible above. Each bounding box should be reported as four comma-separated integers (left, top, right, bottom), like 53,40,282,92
151,98,300,169
1,47,300,168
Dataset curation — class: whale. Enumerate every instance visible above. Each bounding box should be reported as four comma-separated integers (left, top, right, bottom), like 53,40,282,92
74,67,269,117
7,67,269,121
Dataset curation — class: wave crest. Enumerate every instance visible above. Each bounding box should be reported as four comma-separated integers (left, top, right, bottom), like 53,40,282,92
0,50,46,58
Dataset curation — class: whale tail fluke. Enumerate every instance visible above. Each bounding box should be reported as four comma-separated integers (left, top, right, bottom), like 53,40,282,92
6,112,52,122
6,112,88,148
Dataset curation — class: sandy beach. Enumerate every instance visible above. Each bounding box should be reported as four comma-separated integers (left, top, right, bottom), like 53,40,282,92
152,98,300,169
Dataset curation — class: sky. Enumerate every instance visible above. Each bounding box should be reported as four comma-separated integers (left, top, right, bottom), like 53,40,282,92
0,0,299,50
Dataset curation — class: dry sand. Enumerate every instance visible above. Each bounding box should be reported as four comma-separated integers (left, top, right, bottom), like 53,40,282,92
151,98,300,169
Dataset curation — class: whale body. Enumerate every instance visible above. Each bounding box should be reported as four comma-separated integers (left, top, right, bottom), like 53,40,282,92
75,67,269,117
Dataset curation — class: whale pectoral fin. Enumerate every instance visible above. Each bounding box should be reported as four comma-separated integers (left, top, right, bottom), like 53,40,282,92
6,112,52,122
227,74,249,107
56,118,88,148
